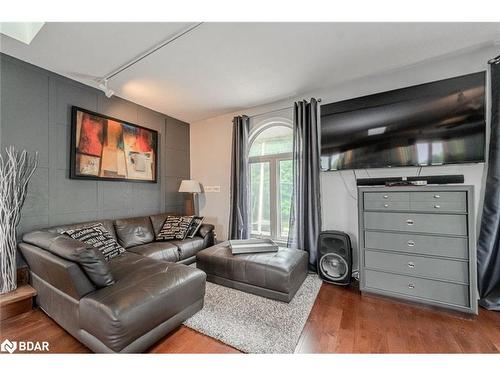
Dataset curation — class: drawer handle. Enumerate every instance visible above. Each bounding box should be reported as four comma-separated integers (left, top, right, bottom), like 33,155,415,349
407,240,415,247
434,204,440,209
384,203,389,208
408,262,415,268
406,219,414,225
383,195,389,199
434,194,440,199
408,283,415,289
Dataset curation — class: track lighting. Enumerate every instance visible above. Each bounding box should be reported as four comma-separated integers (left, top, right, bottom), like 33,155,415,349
94,23,202,100
98,79,114,98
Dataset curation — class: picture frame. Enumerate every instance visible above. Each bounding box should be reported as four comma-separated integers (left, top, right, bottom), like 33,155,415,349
70,106,158,183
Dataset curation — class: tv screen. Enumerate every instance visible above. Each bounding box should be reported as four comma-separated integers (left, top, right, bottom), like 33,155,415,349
320,72,486,171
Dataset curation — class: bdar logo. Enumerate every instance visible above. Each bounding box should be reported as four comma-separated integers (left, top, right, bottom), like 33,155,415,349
1,339,17,354
0,339,49,353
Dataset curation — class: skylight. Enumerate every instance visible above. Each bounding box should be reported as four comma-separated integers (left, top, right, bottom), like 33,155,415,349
0,22,44,45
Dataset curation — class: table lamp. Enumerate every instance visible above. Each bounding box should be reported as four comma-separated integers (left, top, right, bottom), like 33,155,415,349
178,179,201,216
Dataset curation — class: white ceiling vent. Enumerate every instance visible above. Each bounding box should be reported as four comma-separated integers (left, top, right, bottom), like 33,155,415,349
0,22,44,45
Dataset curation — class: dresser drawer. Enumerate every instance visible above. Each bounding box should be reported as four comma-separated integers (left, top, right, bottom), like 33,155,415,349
364,212,468,236
365,250,469,283
410,200,467,213
364,231,469,259
410,191,466,202
364,269,470,307
364,200,410,211
364,192,409,202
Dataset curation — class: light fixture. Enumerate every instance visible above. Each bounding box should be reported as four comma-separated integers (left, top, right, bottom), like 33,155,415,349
98,79,114,98
179,180,201,216
95,23,203,101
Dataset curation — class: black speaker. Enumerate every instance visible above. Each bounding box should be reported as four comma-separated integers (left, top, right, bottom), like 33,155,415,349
317,231,352,285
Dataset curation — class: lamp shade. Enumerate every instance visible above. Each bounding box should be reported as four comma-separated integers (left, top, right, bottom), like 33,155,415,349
178,179,201,193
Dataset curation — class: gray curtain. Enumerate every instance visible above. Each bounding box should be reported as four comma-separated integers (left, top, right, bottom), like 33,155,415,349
228,116,251,240
477,59,500,310
288,99,322,269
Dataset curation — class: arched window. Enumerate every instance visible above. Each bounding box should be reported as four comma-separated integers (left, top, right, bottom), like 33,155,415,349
249,122,293,241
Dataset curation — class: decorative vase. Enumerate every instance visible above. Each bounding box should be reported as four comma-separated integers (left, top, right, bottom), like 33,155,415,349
0,147,38,294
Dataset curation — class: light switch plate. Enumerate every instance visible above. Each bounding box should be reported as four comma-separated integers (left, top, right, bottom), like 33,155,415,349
204,185,221,193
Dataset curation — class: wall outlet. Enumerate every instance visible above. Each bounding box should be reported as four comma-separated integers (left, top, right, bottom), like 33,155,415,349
204,185,221,193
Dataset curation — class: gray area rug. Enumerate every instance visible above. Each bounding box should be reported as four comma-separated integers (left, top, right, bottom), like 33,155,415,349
183,274,323,353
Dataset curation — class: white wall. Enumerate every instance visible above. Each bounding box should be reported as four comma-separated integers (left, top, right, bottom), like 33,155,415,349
190,44,496,265
190,113,234,239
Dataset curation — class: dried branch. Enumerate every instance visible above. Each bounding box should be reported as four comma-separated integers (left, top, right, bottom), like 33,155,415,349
0,146,38,294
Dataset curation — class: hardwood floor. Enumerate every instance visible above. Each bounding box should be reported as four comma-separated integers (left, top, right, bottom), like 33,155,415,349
1,283,499,354
295,283,500,353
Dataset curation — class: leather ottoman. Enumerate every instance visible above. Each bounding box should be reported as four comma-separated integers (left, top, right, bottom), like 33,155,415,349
196,242,308,302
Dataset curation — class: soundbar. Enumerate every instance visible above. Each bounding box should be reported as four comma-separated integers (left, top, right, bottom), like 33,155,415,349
356,174,464,186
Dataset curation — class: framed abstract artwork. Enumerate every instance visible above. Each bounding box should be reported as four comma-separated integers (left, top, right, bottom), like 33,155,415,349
70,106,158,182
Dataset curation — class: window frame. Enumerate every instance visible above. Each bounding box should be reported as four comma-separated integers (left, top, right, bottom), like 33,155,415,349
248,120,293,243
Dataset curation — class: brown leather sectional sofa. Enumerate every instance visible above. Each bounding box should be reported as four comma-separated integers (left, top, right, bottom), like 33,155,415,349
18,213,215,353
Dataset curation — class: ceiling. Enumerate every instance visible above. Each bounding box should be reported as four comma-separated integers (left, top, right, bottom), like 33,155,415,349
1,22,500,122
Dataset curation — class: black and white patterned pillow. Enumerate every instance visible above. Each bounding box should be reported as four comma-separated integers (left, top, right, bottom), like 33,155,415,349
186,216,204,238
62,224,125,261
156,215,194,241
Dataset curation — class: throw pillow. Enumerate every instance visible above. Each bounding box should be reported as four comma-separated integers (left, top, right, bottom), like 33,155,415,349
62,223,125,261
156,215,194,241
186,216,205,238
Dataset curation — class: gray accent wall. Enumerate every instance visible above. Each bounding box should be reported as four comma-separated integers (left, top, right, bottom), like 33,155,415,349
0,53,190,237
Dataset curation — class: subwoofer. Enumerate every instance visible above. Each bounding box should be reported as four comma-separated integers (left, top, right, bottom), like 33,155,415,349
317,231,352,285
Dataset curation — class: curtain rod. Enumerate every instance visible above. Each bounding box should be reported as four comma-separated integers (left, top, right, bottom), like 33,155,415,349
249,98,322,119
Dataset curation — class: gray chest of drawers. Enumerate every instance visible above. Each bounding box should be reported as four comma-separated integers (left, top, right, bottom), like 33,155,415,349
358,186,477,314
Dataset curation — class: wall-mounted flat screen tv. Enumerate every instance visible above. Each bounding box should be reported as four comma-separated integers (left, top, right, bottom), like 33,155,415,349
320,72,486,171
70,106,158,182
